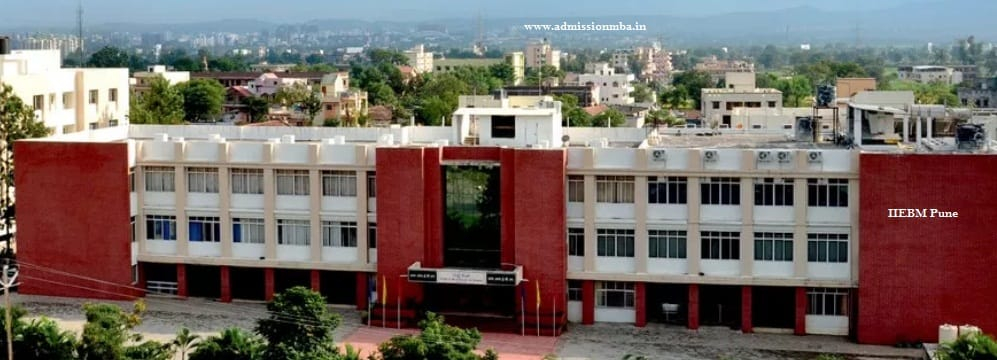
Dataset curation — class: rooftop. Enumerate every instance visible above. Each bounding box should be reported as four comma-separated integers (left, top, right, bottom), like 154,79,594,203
702,88,782,94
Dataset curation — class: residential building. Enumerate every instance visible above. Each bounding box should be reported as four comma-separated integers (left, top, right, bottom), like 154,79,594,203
404,44,434,74
500,85,600,107
131,65,191,97
702,72,783,128
835,78,877,102
958,77,997,108
318,72,368,124
896,65,968,85
247,72,309,99
191,72,327,88
694,56,755,83
0,48,128,134
577,63,635,105
525,39,561,70
435,52,526,86
15,96,996,346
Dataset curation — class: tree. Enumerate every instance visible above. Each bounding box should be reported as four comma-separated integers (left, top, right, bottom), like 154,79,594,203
554,94,591,127
87,46,130,68
77,301,146,360
0,83,49,251
241,97,271,123
659,86,690,109
130,77,185,125
189,328,264,360
256,286,341,360
171,327,201,360
592,108,626,127
368,49,409,66
305,53,326,65
124,338,174,360
938,333,997,360
886,80,960,107
177,79,225,122
375,312,494,360
670,70,713,109
630,83,655,103
488,62,515,85
275,83,322,122
0,307,77,360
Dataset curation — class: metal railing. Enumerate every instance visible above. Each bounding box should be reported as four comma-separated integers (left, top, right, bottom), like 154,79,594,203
146,280,178,296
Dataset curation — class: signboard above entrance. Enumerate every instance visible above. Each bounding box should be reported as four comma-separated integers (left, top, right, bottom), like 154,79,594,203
406,262,522,286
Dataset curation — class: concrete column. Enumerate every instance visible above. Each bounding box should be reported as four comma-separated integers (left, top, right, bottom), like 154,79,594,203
174,165,188,256
356,169,369,265
634,176,649,274
264,268,275,301
219,265,231,303
849,179,860,282
176,263,187,298
688,284,699,330
795,286,807,335
741,285,753,333
309,169,322,262
135,161,147,255
740,177,754,276
927,117,933,139
263,167,276,260
852,107,862,146
793,178,808,277
581,280,595,325
219,165,232,258
582,175,597,272
355,272,369,311
310,269,321,293
902,115,910,143
635,282,647,327
687,177,701,275
916,116,922,145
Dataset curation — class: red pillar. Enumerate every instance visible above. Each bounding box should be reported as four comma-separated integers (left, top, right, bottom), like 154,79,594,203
176,263,188,298
264,268,275,301
355,272,368,311
310,270,321,293
581,280,595,325
635,282,647,327
741,286,753,333
795,286,807,335
219,266,231,303
688,284,699,330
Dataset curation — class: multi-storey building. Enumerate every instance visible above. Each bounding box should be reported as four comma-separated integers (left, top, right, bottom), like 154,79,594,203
896,65,969,86
701,72,783,128
577,63,634,105
131,65,190,97
694,56,755,84
0,47,129,134
404,44,434,74
525,40,561,70
318,72,368,124
13,98,997,346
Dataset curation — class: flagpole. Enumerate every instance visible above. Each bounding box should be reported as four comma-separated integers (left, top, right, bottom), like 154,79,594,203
381,275,386,329
536,281,540,337
521,283,526,336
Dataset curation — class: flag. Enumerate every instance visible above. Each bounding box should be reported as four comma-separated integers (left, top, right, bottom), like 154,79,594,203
535,280,541,310
381,275,387,305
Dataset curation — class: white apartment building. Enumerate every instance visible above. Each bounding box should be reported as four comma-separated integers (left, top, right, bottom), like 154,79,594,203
896,66,965,85
702,72,783,128
131,65,191,97
248,73,309,98
0,49,129,134
577,63,635,105
404,44,434,74
525,40,561,70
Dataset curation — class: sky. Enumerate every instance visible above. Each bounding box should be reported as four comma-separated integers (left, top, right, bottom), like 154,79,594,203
0,0,938,28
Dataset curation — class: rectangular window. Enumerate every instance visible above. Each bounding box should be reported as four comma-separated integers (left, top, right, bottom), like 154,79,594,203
367,172,376,198
768,101,777,108
567,175,584,202
231,168,264,194
145,215,176,240
754,178,794,206
753,232,793,261
491,115,516,138
596,281,635,308
700,177,741,205
188,216,221,242
648,230,686,259
596,175,634,203
144,166,175,192
232,218,264,244
701,231,740,260
321,221,357,247
276,170,309,195
711,101,720,109
130,216,136,243
89,89,98,104
567,280,583,301
648,176,687,204
567,228,584,256
807,288,849,316
62,92,73,109
321,170,357,197
807,233,849,263
109,88,118,102
277,219,310,246
596,228,635,257
186,167,219,193
32,95,43,110
807,179,849,207
129,170,135,193
368,223,377,248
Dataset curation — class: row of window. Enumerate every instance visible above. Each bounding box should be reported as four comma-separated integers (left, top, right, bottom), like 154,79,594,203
145,215,377,248
567,280,848,315
570,228,848,263
30,89,117,111
568,176,849,207
145,167,376,197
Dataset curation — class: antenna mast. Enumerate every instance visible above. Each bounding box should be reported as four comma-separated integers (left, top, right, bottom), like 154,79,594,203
77,0,84,66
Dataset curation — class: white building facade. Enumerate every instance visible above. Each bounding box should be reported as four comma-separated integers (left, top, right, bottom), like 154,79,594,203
577,63,635,105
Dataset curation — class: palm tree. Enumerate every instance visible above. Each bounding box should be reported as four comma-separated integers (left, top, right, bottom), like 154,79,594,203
189,327,264,360
171,327,200,360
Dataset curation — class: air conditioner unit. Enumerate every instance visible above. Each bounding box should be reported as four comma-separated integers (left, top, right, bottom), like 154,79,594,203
651,149,667,162
703,150,718,162
777,151,792,163
807,151,823,163
756,150,772,162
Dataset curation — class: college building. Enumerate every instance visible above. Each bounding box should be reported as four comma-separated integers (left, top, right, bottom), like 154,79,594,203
13,97,997,345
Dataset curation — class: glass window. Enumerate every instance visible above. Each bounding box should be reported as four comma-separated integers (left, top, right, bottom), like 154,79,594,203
567,228,584,256
754,178,794,206
145,215,176,240
567,280,583,301
232,218,264,244
753,232,793,261
701,231,740,260
277,219,310,246
188,216,221,242
701,177,741,205
567,175,584,202
276,170,309,196
596,281,635,308
321,170,357,197
321,221,357,247
368,223,377,248
648,230,686,259
807,233,849,263
144,166,175,192
596,228,634,257
648,176,687,204
807,179,849,207
187,167,219,193
596,176,634,203
231,169,263,194
367,172,376,198
807,288,849,316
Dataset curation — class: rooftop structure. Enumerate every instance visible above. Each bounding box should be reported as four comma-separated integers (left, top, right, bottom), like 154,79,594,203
131,65,190,97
